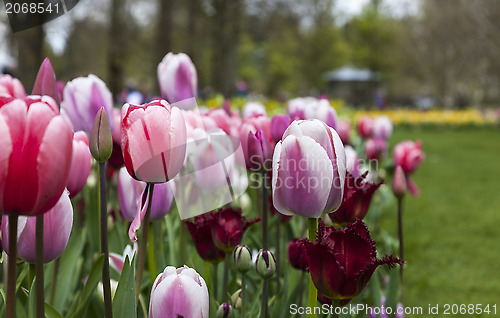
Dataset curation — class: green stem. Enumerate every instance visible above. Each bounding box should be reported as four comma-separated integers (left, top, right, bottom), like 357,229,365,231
307,218,318,318
241,274,247,318
135,183,154,299
276,220,281,291
49,257,60,304
398,197,404,284
222,252,230,301
6,215,18,318
179,223,186,266
98,162,113,318
36,215,45,318
260,278,269,318
147,223,157,285
298,270,306,318
261,172,268,249
213,263,219,301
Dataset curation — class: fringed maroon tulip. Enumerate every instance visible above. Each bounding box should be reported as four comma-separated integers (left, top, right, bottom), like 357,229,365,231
1,190,73,263
117,167,174,221
0,74,26,98
61,74,114,135
393,165,407,198
357,116,374,139
288,238,308,271
272,119,346,218
242,101,267,118
302,220,403,305
328,173,384,224
247,129,273,171
149,266,209,318
157,52,198,105
373,116,393,140
67,131,92,197
121,99,187,183
0,95,73,216
32,57,60,106
393,140,425,196
270,114,290,143
184,214,226,263
365,138,388,161
209,207,260,253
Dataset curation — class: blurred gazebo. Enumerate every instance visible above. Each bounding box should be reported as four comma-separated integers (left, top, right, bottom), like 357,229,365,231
323,66,380,106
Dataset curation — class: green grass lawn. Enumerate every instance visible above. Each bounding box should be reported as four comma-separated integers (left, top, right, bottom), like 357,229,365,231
380,128,500,316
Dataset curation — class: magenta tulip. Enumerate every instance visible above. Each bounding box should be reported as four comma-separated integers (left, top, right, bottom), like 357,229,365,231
61,74,114,135
336,119,351,145
149,265,209,318
270,114,290,144
0,74,26,98
365,138,388,161
121,99,187,183
357,116,374,139
247,129,273,171
302,219,403,305
66,131,92,197
239,115,272,167
157,52,198,105
1,190,73,263
272,119,346,218
0,95,73,216
32,57,60,106
117,167,174,221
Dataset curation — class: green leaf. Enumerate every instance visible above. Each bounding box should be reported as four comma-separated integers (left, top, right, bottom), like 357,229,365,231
67,255,105,318
29,278,36,318
385,267,400,318
112,255,137,318
45,303,64,318
52,227,86,312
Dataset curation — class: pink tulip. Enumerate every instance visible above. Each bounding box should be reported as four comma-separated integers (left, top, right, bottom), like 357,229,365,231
373,116,393,140
149,265,209,318
239,115,271,166
272,119,346,218
0,95,73,215
117,167,174,221
393,165,407,198
61,74,114,135
182,109,218,138
32,57,60,106
242,101,267,118
336,119,351,145
365,138,388,161
0,74,26,98
393,140,425,174
157,52,198,105
357,116,374,138
67,132,92,197
1,190,73,263
121,99,187,183
270,114,290,144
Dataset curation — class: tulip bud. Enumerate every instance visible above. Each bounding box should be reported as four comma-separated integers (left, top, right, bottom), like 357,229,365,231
393,165,407,198
233,245,253,273
32,57,60,106
67,132,92,197
270,114,290,143
216,303,232,318
255,249,276,279
230,289,242,309
247,130,272,171
90,107,113,162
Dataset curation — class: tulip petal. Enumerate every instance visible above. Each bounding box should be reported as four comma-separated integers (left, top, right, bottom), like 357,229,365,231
128,186,150,242
0,113,13,212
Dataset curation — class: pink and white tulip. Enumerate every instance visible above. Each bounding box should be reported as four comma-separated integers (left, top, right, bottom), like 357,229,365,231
393,140,425,196
373,116,393,140
121,99,187,183
272,119,346,218
67,132,92,197
157,52,198,105
149,265,209,318
1,190,73,263
242,101,267,118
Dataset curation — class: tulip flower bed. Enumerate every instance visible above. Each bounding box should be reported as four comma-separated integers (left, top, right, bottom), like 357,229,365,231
0,56,439,318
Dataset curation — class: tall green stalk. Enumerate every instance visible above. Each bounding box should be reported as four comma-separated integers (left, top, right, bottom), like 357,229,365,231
397,197,404,283
35,215,45,318
307,218,318,318
260,171,269,318
135,183,154,299
5,215,18,318
98,161,113,318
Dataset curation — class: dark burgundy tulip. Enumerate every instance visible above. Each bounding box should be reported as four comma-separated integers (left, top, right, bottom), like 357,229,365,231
288,238,308,271
302,219,403,305
270,114,290,144
184,214,226,263
328,172,384,225
210,207,260,253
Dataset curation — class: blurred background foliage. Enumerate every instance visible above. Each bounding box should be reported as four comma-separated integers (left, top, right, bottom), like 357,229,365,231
2,0,500,109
